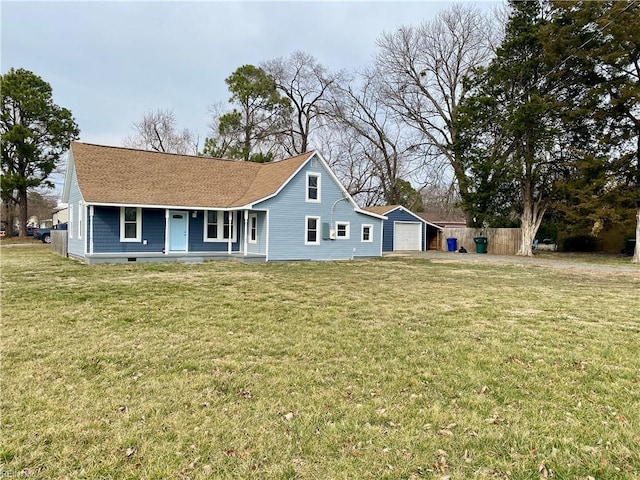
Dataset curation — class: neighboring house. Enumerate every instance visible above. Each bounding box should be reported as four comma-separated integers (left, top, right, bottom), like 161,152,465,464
53,207,69,226
416,211,467,229
61,142,385,264
362,205,442,252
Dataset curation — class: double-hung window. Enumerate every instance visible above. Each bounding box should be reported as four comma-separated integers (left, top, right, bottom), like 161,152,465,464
305,216,320,245
336,221,350,239
120,207,141,242
204,211,237,242
361,224,373,242
249,214,258,244
306,173,320,202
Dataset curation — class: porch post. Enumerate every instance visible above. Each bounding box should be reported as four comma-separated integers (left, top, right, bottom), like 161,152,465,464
243,210,249,256
164,209,169,254
228,211,232,255
89,205,94,255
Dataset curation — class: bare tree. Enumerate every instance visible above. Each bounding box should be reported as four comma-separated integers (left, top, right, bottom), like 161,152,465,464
123,109,198,155
262,51,346,156
327,69,428,207
375,4,497,220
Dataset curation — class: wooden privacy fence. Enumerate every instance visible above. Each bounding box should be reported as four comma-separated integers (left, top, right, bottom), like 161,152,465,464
51,230,68,257
442,228,522,255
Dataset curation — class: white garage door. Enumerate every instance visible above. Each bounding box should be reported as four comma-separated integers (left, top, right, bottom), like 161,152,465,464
394,222,421,251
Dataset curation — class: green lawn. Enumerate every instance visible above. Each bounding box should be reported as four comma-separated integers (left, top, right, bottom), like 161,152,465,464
1,246,639,479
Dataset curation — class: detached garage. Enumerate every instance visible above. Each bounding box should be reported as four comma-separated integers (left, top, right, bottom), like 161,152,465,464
363,205,440,252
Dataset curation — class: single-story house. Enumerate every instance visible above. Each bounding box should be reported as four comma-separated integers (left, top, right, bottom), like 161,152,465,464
62,142,386,264
362,205,443,252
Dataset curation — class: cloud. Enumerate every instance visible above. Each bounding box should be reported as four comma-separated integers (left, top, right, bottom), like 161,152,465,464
2,1,494,147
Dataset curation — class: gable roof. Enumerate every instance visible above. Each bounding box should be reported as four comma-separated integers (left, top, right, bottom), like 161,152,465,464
66,142,314,209
362,205,402,216
416,211,466,227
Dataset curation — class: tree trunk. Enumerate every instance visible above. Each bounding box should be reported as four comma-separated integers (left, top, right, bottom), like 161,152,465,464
2,201,16,237
517,189,545,257
18,188,28,238
633,206,640,264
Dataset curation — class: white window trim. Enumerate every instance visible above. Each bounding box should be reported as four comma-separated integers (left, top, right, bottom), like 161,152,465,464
69,204,74,239
361,224,373,243
305,172,321,203
248,213,258,244
335,221,350,239
203,210,238,243
120,207,142,242
78,201,83,240
305,215,321,245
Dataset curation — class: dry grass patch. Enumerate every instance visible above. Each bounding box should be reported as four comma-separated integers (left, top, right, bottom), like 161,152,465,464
1,246,639,479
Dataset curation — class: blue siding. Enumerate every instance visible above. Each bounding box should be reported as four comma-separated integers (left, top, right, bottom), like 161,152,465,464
90,208,245,254
92,207,165,253
65,148,382,262
66,158,85,259
381,207,426,252
254,157,383,261
188,211,242,252
246,211,267,255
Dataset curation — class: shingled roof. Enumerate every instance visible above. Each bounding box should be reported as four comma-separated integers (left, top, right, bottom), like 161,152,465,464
69,142,314,208
362,205,402,216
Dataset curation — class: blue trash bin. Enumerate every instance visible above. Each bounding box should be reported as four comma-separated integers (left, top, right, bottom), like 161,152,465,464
446,238,458,252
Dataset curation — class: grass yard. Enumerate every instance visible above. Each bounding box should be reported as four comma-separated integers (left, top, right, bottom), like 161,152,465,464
1,246,639,479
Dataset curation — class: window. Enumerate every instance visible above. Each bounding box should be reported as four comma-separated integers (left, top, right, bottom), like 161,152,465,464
361,224,373,242
78,201,83,239
305,216,320,245
69,204,74,239
306,172,320,202
204,211,237,242
206,211,218,239
249,214,258,244
120,207,141,242
335,221,350,239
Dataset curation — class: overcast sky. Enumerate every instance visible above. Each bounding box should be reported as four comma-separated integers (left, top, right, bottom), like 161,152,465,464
2,0,498,197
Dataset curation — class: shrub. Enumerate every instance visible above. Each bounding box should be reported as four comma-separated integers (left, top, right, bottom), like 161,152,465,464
562,234,601,252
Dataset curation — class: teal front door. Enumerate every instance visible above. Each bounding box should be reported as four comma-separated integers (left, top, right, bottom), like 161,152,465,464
169,210,188,252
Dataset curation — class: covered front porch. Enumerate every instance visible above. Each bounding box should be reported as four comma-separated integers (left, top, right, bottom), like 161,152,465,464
81,205,269,263
82,251,266,265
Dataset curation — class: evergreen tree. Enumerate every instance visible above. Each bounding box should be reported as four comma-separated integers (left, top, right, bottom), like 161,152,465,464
545,0,640,262
205,65,291,162
1,68,79,237
455,1,564,255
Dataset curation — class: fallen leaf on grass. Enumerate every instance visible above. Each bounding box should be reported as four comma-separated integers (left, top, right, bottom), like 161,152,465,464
538,462,552,478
